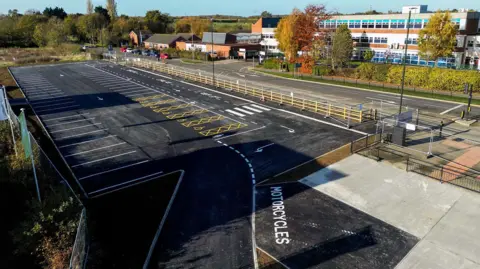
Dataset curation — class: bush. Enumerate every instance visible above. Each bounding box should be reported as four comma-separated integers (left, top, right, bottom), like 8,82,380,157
262,58,281,69
356,63,376,80
373,64,390,82
312,65,331,76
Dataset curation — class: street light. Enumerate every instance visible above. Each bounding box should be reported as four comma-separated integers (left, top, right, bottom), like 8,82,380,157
398,7,417,116
210,18,215,87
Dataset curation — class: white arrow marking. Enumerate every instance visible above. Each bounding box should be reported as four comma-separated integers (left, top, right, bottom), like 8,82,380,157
60,74,64,77
255,143,275,153
280,125,295,133
237,73,246,78
97,97,103,101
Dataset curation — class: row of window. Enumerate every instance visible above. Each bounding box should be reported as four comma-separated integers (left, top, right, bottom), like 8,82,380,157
262,34,275,39
352,36,388,44
467,40,480,47
321,18,461,29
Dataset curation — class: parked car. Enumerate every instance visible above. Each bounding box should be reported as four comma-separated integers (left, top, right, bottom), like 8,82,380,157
149,51,159,57
160,53,169,59
141,50,150,56
133,49,142,55
120,47,127,53
126,48,134,53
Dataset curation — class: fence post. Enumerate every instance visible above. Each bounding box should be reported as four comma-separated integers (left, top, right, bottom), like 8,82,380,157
271,90,273,101
2,85,18,156
406,155,409,171
440,167,444,183
315,101,318,112
365,134,368,149
350,140,353,154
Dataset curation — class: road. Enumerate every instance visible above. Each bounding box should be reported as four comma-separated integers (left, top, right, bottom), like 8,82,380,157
10,61,418,269
162,58,472,118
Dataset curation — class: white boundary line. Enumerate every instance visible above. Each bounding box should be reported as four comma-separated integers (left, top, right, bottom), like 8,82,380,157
59,134,117,148
49,118,95,127
64,142,127,157
36,105,80,113
42,112,90,121
29,97,72,105
256,246,291,269
79,159,149,180
57,129,107,140
50,123,102,133
440,104,464,115
215,126,266,140
143,170,185,269
71,150,136,168
33,101,75,109
88,170,164,197
127,66,367,135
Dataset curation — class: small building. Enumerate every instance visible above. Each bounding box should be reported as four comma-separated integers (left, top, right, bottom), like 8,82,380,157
129,30,152,47
144,34,201,50
252,17,282,54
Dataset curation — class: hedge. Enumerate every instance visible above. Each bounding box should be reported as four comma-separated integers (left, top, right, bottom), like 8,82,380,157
350,63,480,92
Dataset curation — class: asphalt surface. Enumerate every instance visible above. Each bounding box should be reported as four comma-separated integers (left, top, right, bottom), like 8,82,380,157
10,61,417,268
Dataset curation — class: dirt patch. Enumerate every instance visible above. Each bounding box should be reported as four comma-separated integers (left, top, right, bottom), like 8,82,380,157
0,67,23,99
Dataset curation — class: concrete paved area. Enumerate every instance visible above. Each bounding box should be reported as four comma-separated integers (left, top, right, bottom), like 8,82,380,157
301,154,480,269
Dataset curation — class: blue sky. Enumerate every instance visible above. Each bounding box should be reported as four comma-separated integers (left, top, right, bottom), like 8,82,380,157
1,0,479,16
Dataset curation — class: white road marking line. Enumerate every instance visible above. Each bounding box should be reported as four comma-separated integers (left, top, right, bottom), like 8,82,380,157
86,168,162,193
366,97,395,104
48,118,95,127
64,142,127,157
215,126,267,140
242,106,263,113
250,104,271,111
143,170,184,269
28,92,65,97
36,105,80,113
50,123,102,133
121,89,152,94
234,107,254,115
225,109,245,117
440,104,464,115
42,113,90,121
71,150,136,168
34,101,75,109
115,87,144,92
126,92,151,97
58,135,117,148
57,129,107,140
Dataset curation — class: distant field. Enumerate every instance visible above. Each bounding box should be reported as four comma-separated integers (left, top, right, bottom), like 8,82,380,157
213,22,252,32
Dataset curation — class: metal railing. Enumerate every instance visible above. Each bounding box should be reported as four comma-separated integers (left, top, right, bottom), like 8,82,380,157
105,55,369,125
358,146,480,193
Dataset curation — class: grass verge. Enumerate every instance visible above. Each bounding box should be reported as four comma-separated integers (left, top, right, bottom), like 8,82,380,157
87,171,182,268
254,69,480,105
180,59,204,64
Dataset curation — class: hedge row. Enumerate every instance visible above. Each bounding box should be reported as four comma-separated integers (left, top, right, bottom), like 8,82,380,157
355,63,480,92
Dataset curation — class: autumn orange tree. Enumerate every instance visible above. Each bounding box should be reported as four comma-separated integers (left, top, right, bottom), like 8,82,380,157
275,4,330,72
175,17,210,37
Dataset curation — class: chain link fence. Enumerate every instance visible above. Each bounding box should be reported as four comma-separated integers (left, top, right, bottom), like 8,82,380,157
2,86,88,269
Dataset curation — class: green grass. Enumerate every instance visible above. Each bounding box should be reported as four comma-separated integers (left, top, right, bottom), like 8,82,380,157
254,69,480,105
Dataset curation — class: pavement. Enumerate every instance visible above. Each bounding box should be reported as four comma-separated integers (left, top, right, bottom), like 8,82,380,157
9,61,364,268
300,154,480,269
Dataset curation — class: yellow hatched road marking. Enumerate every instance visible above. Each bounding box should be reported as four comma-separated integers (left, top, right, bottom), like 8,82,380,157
199,123,248,136
153,103,193,113
141,99,177,108
166,109,208,119
181,115,225,127
194,126,205,131
134,94,165,102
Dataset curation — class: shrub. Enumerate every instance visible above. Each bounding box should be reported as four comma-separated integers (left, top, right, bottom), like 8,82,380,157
262,58,281,69
312,65,331,76
373,64,391,82
356,63,376,80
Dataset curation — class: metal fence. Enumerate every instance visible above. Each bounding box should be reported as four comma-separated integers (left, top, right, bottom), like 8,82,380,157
2,86,88,269
104,55,371,126
358,146,480,193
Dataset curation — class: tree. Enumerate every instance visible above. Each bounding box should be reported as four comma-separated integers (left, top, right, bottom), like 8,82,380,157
261,11,272,17
8,9,20,17
418,11,457,61
331,24,353,70
63,14,80,41
106,0,117,21
16,14,46,46
33,18,66,47
43,7,67,20
363,50,374,61
94,6,110,22
145,10,172,33
78,13,108,44
175,17,209,36
275,9,300,61
24,9,41,15
86,0,94,14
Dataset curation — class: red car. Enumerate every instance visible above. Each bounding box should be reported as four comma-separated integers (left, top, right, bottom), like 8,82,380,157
120,47,127,53
160,53,169,59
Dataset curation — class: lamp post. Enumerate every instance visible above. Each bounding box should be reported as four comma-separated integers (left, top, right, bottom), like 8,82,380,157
398,7,417,115
211,18,215,87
